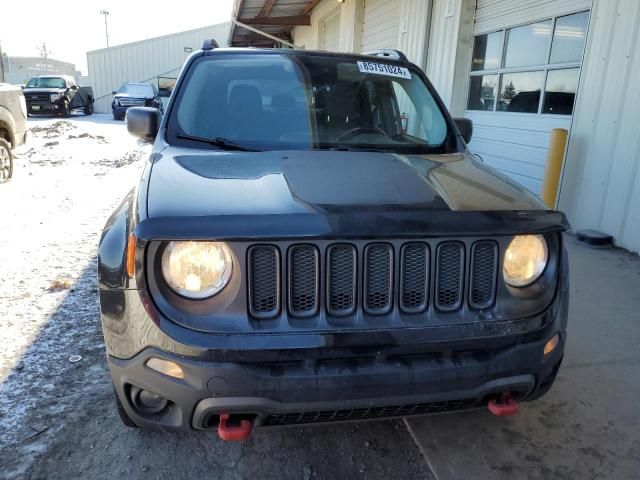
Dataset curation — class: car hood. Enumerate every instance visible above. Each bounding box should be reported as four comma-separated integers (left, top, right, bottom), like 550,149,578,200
114,93,151,99
23,88,66,94
147,148,544,218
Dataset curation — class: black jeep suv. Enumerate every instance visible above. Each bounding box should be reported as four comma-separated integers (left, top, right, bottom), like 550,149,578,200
98,41,569,440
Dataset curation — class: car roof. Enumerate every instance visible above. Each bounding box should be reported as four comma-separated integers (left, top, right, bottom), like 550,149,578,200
122,82,152,86
202,47,409,64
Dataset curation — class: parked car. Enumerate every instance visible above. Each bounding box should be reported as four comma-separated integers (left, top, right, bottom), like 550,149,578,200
112,83,163,121
23,75,94,117
0,83,28,183
99,41,569,439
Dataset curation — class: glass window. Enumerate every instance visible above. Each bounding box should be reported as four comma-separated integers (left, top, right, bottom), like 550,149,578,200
158,77,177,97
550,11,589,64
170,54,455,153
471,31,504,71
504,20,553,68
543,68,579,114
497,71,545,113
467,75,498,111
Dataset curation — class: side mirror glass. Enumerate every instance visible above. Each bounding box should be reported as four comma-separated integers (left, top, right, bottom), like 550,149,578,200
126,107,161,142
454,117,473,144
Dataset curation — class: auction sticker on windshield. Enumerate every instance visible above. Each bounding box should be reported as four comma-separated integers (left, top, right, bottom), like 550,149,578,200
357,61,412,79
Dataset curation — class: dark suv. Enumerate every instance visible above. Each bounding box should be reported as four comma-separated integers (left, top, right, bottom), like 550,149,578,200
98,41,569,440
112,83,163,120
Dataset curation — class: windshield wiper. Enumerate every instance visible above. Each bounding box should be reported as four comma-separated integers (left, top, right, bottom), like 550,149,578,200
176,133,261,152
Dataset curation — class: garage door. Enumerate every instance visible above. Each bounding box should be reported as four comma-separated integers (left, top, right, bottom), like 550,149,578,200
321,12,340,52
360,0,400,52
465,0,592,195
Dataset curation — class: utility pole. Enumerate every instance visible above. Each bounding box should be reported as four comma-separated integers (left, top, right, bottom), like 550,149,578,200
37,42,52,72
100,9,110,48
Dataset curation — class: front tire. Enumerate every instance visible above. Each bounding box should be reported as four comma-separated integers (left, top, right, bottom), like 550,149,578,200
113,386,138,428
62,101,71,118
0,138,13,184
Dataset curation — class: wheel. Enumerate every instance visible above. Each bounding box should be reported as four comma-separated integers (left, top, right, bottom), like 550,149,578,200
84,99,94,115
113,386,138,428
0,138,13,183
62,101,71,118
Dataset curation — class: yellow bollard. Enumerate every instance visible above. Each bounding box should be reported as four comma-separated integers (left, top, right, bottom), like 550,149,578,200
541,128,569,208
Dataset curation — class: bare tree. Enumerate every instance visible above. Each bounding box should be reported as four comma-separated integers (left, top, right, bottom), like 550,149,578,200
37,42,52,72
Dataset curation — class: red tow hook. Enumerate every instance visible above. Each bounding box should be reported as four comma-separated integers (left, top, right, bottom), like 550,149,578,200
217,413,253,441
487,392,520,416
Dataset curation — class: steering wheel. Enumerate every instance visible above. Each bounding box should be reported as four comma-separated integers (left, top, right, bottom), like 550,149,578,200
336,126,389,142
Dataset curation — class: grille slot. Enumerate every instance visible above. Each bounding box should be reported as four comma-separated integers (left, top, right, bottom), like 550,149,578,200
400,243,429,313
364,244,393,315
288,245,319,317
326,244,357,316
248,245,280,318
262,399,477,426
469,241,498,309
435,242,465,312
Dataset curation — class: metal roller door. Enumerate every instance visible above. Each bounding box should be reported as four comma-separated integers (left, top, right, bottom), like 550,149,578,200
361,0,401,51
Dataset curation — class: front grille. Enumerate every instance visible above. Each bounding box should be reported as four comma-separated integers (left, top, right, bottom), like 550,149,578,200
400,243,429,313
469,241,498,309
288,245,319,317
326,244,357,316
435,242,465,311
26,93,49,102
118,97,146,107
247,239,499,319
364,244,393,314
248,245,280,318
262,398,477,426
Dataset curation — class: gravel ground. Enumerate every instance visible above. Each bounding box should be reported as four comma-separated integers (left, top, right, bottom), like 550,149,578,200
0,115,431,480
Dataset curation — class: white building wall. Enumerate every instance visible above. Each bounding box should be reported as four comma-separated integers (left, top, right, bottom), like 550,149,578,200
293,0,431,66
558,0,640,252
87,23,230,113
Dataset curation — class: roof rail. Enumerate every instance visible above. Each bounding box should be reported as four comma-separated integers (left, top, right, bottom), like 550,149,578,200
202,39,220,50
362,49,408,63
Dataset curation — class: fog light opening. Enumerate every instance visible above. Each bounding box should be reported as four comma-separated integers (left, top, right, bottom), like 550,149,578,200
146,357,184,379
130,386,168,414
544,334,560,356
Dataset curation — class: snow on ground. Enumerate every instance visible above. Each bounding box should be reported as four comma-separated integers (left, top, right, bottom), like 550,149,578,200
0,114,149,472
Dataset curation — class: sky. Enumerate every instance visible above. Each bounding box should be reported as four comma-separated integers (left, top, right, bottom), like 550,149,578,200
0,0,234,74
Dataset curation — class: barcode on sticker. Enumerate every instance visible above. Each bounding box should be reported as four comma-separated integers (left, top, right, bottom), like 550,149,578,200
357,61,412,79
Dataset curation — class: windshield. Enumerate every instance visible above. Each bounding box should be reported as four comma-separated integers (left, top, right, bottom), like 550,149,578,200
170,53,457,153
26,77,66,89
117,84,154,97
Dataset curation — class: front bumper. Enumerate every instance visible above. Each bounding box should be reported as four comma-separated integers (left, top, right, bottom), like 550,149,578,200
112,106,129,117
27,101,61,114
109,329,564,431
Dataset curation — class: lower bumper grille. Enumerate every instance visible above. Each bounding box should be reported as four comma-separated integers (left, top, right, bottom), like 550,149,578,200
262,398,478,426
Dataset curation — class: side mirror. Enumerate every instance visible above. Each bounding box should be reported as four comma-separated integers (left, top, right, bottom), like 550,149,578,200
70,84,78,90
454,117,473,144
112,90,117,95
126,107,161,142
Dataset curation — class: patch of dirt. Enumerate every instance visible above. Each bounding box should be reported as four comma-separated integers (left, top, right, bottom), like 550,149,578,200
30,121,76,138
68,132,109,144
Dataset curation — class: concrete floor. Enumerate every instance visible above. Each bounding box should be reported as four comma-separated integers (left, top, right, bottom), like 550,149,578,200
407,237,640,479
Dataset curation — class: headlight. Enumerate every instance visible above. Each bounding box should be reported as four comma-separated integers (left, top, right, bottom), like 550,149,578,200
161,241,233,299
50,93,62,102
503,235,548,287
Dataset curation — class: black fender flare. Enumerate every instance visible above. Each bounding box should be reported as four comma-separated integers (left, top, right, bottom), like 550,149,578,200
0,105,16,147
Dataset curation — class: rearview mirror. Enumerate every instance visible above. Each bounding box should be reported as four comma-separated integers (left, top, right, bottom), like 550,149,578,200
126,107,161,142
454,117,473,144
